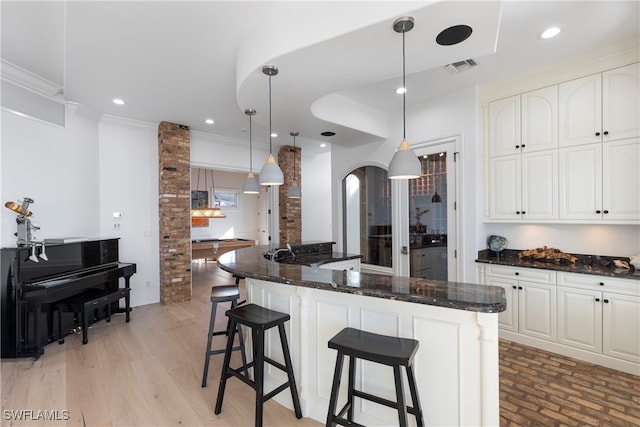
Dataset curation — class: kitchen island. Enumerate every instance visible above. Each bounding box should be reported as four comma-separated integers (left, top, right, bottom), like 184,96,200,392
218,243,506,426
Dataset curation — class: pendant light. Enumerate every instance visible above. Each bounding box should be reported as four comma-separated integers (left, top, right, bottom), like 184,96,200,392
388,16,421,179
242,108,260,194
431,153,442,203
259,65,284,186
287,131,302,199
191,169,226,218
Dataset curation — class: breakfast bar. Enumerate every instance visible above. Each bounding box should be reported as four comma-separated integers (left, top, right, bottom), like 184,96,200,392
217,243,506,426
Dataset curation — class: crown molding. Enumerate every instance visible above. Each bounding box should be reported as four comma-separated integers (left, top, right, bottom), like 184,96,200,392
1,59,63,99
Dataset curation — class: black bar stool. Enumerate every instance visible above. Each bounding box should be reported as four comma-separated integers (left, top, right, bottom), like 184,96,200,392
201,285,248,387
326,327,424,427
214,303,302,427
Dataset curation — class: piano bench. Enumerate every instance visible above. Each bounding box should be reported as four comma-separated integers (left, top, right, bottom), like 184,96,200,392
56,287,131,345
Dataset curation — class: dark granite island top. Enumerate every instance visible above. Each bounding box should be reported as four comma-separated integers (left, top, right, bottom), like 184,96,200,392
217,244,506,313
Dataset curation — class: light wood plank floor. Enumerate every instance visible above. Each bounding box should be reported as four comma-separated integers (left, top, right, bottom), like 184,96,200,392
1,262,321,427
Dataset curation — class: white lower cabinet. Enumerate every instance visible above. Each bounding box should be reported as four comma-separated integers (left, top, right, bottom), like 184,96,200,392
481,264,640,374
558,272,640,364
484,265,556,341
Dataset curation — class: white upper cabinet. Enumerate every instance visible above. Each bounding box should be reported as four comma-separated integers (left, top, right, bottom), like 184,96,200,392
488,96,521,157
560,138,639,221
489,86,558,157
521,85,559,152
559,63,639,147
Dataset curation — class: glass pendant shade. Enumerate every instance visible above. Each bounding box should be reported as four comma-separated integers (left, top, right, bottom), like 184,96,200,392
287,185,301,198
432,191,442,203
242,172,260,194
389,139,421,179
259,154,284,185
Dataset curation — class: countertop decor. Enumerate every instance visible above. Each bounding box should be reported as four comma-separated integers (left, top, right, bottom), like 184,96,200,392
477,249,639,279
218,243,506,313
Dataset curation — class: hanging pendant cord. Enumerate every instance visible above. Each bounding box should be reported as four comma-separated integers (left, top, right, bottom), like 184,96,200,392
249,115,253,172
269,74,273,154
402,28,407,140
293,134,296,177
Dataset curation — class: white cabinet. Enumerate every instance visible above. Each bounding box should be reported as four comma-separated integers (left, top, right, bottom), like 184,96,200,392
489,86,558,157
489,150,558,220
319,258,360,272
557,272,640,364
484,265,557,341
559,138,639,221
559,63,639,147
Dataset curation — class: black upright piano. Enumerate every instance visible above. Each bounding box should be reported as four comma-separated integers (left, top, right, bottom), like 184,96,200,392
1,238,136,359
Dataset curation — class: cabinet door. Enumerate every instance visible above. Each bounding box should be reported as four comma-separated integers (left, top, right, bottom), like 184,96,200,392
557,286,602,352
485,276,518,332
489,96,521,157
602,63,640,142
522,85,558,152
518,281,557,341
603,293,640,363
521,150,558,220
489,155,521,220
559,144,602,220
559,73,602,147
602,139,640,221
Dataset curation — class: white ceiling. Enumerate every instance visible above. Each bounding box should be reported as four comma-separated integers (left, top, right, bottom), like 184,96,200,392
2,1,639,151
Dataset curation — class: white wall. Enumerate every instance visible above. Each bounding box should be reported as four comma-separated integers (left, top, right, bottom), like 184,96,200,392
1,105,100,246
98,116,159,307
301,149,332,242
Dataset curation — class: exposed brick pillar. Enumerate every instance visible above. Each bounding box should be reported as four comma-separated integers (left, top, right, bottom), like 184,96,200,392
278,145,301,245
158,121,191,303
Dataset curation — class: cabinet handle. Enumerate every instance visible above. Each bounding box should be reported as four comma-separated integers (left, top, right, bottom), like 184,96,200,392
521,144,526,148
595,298,600,302
515,272,519,276
603,210,609,214
522,211,526,215
516,211,521,215
603,131,609,136
599,282,604,286
595,131,601,136
515,145,520,149
604,299,610,303
596,210,601,214
512,285,517,289
518,286,523,290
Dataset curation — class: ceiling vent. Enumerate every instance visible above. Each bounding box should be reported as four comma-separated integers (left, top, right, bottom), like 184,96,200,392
444,59,477,74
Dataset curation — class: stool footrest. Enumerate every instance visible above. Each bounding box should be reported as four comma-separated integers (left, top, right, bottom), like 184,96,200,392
352,389,419,416
331,413,366,427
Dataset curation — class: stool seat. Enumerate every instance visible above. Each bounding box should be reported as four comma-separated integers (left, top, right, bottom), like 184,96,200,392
326,327,425,427
215,303,302,427
201,285,247,388
226,303,290,330
328,327,419,367
210,285,241,301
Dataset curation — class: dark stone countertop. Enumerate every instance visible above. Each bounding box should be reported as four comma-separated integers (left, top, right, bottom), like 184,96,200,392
477,249,640,280
217,244,506,313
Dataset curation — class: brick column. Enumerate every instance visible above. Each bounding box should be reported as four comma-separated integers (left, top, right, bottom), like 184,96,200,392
158,121,191,303
278,145,301,245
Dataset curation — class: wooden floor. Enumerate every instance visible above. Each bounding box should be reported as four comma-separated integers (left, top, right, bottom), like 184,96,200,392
1,262,638,426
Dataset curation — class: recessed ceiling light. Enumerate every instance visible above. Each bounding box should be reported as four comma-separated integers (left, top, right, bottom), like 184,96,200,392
320,143,327,148
205,118,214,124
112,98,125,105
396,87,406,95
271,132,278,138
540,26,561,39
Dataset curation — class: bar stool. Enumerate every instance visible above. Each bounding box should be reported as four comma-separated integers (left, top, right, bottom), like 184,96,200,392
326,327,424,427
214,303,302,427
201,285,248,387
